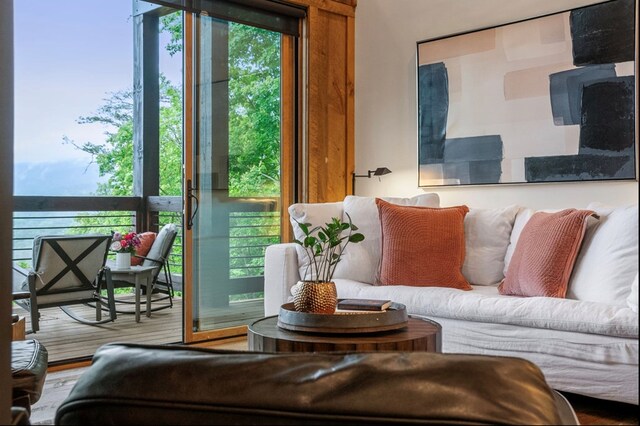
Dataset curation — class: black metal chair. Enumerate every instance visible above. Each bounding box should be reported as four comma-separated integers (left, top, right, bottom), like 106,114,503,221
100,224,178,313
12,234,117,333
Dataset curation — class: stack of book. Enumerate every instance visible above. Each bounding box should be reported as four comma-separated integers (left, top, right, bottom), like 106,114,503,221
335,299,392,314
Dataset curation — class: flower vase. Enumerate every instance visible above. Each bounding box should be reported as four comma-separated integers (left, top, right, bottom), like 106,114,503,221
115,252,131,269
293,281,337,314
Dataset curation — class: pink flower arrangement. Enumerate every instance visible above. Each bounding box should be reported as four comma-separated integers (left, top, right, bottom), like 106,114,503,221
110,231,141,254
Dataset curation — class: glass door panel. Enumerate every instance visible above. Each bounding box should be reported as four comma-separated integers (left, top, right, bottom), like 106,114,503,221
188,14,286,337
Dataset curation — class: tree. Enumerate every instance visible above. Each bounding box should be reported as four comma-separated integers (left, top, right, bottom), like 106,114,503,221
64,75,182,197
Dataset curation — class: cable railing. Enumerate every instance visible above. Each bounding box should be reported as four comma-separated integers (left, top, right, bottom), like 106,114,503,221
12,197,282,291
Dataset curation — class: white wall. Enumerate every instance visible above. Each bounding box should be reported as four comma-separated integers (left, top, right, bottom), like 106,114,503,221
354,0,638,209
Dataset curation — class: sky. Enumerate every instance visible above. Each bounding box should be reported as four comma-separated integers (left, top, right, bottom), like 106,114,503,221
13,0,182,165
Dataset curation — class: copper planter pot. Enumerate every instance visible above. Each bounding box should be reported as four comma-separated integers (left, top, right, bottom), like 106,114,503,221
293,281,337,314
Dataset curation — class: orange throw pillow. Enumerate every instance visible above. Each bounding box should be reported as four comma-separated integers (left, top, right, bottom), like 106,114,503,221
499,209,595,298
131,232,156,266
376,199,472,290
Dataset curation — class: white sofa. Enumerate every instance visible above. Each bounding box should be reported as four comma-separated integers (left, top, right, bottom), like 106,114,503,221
264,195,639,405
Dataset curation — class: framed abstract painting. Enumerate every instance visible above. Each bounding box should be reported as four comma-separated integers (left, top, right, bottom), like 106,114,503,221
417,0,637,186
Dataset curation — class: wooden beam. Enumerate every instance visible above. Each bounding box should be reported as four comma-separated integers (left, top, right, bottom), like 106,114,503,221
133,12,160,232
132,0,171,16
13,196,142,212
147,196,183,212
285,0,355,17
0,3,13,422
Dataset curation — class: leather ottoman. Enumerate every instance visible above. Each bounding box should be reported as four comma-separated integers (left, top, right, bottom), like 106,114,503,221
12,339,48,413
56,343,577,425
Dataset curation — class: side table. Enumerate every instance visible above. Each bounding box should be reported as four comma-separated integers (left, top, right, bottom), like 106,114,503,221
248,316,441,353
106,265,156,322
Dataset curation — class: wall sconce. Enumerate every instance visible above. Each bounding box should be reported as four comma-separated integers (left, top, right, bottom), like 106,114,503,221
351,167,392,195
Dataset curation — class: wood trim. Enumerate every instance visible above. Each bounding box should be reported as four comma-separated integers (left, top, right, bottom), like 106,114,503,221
281,34,295,243
286,0,355,17
188,325,247,342
346,15,355,196
47,360,92,373
183,11,195,343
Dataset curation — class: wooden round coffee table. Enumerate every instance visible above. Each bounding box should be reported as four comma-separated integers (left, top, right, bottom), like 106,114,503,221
248,316,441,353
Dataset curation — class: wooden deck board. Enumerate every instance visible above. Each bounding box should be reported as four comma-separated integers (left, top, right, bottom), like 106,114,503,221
13,296,264,363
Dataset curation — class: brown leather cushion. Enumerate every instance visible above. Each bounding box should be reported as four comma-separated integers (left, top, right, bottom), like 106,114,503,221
376,199,472,290
56,343,570,425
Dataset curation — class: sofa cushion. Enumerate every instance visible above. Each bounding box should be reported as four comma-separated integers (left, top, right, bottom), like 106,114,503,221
499,209,596,298
334,194,440,283
332,279,639,338
462,206,519,285
567,203,638,307
376,199,471,290
628,273,638,313
289,201,344,281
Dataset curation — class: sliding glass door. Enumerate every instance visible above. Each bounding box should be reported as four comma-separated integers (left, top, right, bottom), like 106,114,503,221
184,12,296,341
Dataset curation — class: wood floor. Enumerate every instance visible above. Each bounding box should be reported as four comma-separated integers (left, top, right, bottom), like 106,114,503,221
30,336,638,425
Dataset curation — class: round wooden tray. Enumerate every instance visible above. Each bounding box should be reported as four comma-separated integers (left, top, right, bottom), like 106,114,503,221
277,301,408,334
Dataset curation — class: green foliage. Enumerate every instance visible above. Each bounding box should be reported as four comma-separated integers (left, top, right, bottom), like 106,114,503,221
293,214,365,283
228,23,281,197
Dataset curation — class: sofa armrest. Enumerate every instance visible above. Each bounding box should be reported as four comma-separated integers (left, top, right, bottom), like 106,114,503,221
264,243,301,316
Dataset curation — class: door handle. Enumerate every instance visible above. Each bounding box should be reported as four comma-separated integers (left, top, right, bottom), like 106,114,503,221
186,179,199,231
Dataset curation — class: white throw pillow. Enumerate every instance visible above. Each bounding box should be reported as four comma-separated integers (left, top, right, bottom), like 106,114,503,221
627,273,638,313
567,203,638,307
288,201,344,280
462,206,519,285
334,193,440,284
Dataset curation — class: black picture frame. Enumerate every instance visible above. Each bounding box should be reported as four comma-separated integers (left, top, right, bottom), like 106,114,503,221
417,0,637,187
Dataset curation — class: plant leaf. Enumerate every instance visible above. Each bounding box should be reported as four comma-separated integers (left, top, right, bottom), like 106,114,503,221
349,233,365,243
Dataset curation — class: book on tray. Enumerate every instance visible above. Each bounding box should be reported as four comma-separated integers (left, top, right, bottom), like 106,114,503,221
336,299,392,311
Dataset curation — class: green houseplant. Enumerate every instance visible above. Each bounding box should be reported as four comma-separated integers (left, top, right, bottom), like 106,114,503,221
292,214,364,313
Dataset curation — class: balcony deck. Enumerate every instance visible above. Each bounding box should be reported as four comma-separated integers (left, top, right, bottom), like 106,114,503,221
13,295,264,363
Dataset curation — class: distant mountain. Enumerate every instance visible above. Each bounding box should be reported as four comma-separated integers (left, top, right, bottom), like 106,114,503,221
14,160,105,196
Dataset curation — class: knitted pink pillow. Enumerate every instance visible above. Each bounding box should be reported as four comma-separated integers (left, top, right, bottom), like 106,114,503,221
499,209,596,298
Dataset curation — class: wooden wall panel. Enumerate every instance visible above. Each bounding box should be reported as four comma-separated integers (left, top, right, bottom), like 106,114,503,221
305,4,355,203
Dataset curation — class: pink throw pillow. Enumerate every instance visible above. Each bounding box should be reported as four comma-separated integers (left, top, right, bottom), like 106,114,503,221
499,209,596,298
131,232,156,266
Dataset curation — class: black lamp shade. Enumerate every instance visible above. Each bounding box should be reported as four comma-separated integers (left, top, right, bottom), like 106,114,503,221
372,167,392,176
